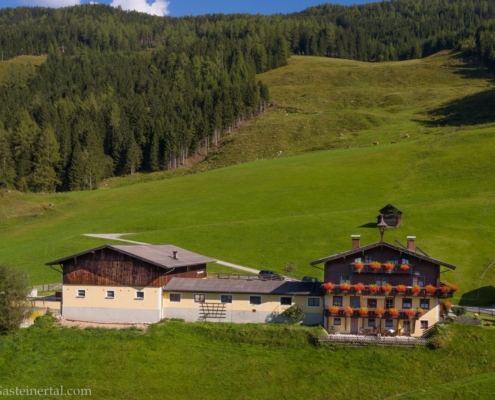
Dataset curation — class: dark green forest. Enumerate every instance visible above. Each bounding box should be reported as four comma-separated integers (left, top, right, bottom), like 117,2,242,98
0,0,494,192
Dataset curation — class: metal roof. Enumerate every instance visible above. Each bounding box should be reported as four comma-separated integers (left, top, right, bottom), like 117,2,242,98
310,241,457,270
163,277,324,295
46,244,216,270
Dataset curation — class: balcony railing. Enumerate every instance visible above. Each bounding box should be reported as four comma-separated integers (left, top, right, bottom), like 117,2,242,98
323,284,454,298
325,308,425,319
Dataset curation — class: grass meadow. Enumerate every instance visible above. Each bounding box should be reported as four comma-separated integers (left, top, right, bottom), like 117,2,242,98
0,55,46,82
0,320,495,399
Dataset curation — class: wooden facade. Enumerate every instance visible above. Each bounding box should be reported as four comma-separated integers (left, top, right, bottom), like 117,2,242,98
60,247,206,287
323,246,439,288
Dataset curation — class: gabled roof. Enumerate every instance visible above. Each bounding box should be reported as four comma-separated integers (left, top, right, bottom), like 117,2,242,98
164,277,323,296
46,245,216,270
379,203,402,214
310,241,456,270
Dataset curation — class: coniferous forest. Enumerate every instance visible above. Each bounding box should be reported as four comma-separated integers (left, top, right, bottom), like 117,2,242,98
0,0,495,192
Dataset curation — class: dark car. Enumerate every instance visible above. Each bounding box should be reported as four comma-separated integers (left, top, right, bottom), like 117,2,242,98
258,270,284,281
302,276,322,283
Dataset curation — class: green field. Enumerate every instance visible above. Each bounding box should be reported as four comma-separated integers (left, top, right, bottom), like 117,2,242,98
0,55,46,82
1,52,495,305
1,320,495,399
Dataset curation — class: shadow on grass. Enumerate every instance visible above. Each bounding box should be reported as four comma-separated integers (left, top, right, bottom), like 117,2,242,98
422,88,495,127
459,286,495,307
357,222,377,228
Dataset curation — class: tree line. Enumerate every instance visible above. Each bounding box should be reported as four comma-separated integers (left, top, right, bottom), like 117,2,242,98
0,1,495,191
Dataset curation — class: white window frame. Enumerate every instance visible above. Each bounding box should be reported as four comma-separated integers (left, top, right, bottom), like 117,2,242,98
420,320,429,330
249,295,262,305
333,317,342,326
194,293,206,303
307,297,320,307
220,294,233,304
280,296,293,306
105,290,115,299
77,289,86,298
169,293,181,303
135,290,145,300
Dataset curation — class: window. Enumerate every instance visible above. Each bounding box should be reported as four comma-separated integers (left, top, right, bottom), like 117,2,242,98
364,255,372,264
333,317,342,326
402,320,411,333
402,258,409,265
350,297,360,308
333,296,343,307
307,298,320,307
375,276,388,285
354,257,362,263
385,298,394,309
194,294,206,303
339,275,351,284
420,320,429,330
105,290,115,299
135,291,145,300
367,298,377,308
412,276,425,287
385,319,393,328
249,296,262,305
77,289,86,298
220,294,233,304
169,293,181,302
368,319,376,327
402,298,412,309
280,297,292,306
420,298,430,310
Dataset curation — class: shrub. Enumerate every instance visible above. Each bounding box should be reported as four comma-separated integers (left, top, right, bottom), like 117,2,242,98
31,312,58,329
0,264,32,333
451,306,467,316
486,321,493,327
280,304,306,324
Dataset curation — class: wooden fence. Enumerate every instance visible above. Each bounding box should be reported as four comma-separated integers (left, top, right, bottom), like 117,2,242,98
31,283,61,292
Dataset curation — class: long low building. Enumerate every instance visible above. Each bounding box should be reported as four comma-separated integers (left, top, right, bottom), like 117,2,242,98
46,244,216,323
162,278,324,325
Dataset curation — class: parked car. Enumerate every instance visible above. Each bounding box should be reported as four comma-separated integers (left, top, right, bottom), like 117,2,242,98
302,276,322,283
258,270,284,281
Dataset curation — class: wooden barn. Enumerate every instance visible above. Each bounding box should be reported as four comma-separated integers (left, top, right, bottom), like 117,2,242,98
377,204,403,227
46,244,216,323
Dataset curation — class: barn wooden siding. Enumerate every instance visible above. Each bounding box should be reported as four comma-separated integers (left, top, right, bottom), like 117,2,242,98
61,248,205,287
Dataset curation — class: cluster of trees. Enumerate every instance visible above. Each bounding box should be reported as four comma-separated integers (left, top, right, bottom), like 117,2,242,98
1,1,495,192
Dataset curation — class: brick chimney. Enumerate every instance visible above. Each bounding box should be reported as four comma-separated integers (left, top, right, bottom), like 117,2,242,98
351,235,361,249
407,236,416,251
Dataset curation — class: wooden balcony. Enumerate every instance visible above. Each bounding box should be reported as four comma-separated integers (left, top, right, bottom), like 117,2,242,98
351,263,413,274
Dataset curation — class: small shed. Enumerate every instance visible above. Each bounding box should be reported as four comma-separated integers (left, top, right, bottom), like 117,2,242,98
377,204,402,227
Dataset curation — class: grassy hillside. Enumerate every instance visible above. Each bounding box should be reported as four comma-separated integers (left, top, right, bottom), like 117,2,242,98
0,52,494,304
1,320,495,399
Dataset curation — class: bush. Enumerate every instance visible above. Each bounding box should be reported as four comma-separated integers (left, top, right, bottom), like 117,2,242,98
0,264,32,333
280,304,306,324
452,306,467,316
31,312,57,329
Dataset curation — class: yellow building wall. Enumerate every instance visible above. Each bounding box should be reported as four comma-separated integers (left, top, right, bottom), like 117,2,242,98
324,293,439,336
163,291,323,314
63,285,160,310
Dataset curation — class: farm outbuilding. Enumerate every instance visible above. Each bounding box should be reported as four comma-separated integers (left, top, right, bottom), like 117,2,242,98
377,204,403,227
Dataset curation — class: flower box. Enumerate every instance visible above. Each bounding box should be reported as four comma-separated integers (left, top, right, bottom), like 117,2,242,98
343,306,354,316
370,261,381,271
440,286,452,294
374,307,385,317
353,283,365,294
354,262,365,273
388,308,400,318
358,307,369,316
417,307,425,317
411,285,422,296
327,305,340,315
400,264,410,271
405,309,417,318
383,262,395,273
368,284,379,294
322,282,335,293
425,284,437,295
381,283,393,294
395,284,407,294
339,282,351,292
